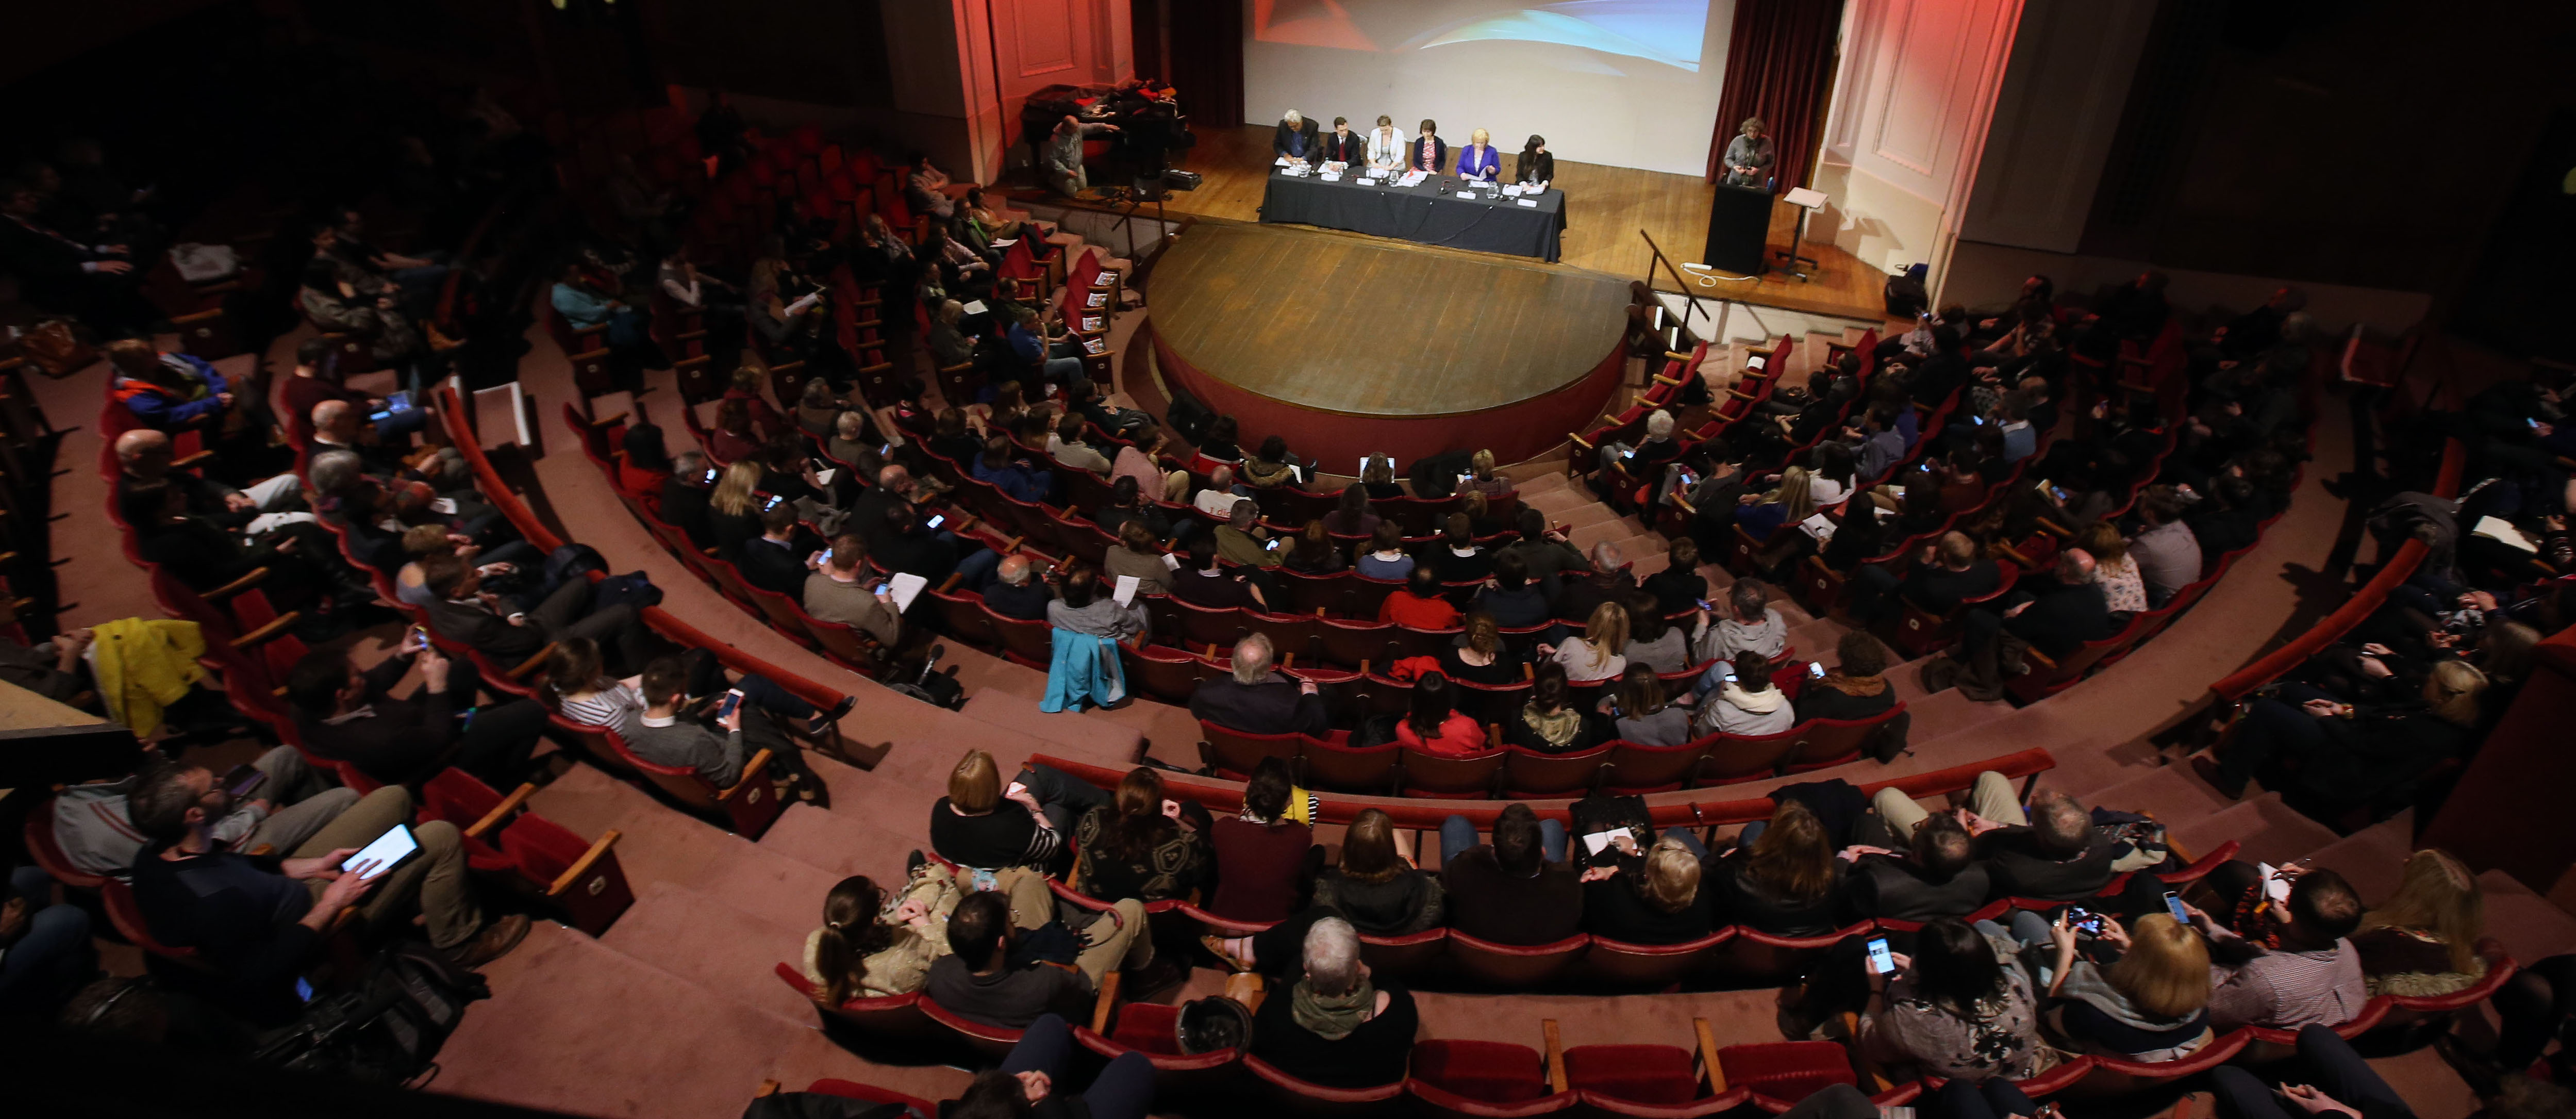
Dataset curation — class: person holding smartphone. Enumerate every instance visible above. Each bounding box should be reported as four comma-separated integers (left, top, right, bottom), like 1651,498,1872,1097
1854,917,2049,1081
122,763,528,1024
624,656,827,807
285,627,550,789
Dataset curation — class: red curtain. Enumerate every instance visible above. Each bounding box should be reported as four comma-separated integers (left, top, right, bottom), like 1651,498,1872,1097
1707,0,1846,189
1150,0,1244,128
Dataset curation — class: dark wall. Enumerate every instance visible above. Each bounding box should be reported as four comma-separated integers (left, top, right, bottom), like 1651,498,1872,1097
2080,0,2576,302
645,0,892,109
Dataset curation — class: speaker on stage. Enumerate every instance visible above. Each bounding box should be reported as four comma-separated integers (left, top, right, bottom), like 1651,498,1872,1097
1702,185,1773,275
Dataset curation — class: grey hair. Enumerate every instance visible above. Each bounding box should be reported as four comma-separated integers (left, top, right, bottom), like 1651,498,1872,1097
1729,579,1768,620
2031,790,2091,854
1646,409,1675,438
672,450,707,476
308,449,363,496
1232,633,1275,684
1302,916,1363,996
1230,498,1258,525
1283,109,1303,125
1590,540,1624,573
836,410,866,438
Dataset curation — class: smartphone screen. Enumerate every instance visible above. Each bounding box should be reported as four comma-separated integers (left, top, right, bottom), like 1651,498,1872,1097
926,514,946,530
765,494,784,510
2068,906,2103,935
342,824,421,881
2163,891,2190,923
1265,538,1281,550
717,690,743,719
704,468,719,484
1807,662,1826,679
1866,937,1896,975
294,977,316,1003
873,582,890,596
819,549,833,566
2049,487,2069,502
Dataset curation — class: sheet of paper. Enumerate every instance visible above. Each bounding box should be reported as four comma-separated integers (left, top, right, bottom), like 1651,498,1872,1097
1582,826,1643,855
1113,574,1141,607
1799,513,1838,541
888,572,929,613
1516,199,1538,207
1160,553,1183,570
2473,515,2538,552
1319,172,1341,182
1274,156,1293,167
989,238,1018,249
1082,316,1104,331
814,468,837,486
960,300,988,315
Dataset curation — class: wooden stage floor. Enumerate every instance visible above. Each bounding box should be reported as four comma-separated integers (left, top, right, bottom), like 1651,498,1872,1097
1134,124,1886,323
1148,222,1631,416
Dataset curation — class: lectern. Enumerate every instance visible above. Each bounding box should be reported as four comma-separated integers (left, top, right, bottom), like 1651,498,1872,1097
1702,185,1773,275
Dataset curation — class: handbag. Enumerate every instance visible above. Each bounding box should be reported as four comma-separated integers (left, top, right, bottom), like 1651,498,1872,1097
15,319,95,378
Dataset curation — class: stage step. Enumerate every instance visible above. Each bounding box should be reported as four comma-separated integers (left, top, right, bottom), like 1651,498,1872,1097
527,765,847,934
2302,811,2420,902
600,880,832,1023
2477,868,2576,966
2164,792,2345,871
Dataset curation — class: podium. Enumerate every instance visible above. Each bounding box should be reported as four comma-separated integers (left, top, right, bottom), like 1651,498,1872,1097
1702,185,1773,275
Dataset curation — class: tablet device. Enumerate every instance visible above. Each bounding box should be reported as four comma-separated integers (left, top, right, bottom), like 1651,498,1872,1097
342,824,422,881
223,764,267,798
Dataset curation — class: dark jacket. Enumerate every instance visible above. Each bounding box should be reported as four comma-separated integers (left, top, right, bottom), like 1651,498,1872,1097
736,536,818,597
293,652,457,784
1904,560,2003,613
2002,577,2112,658
1189,673,1329,737
1273,118,1322,159
1554,571,1638,624
1715,855,1846,937
1315,130,1366,164
1250,977,1419,1089
659,479,716,548
1584,874,1716,945
1473,584,1556,629
1441,846,1583,945
922,954,1087,1028
1844,854,1991,921
1311,869,1443,935
128,842,317,1026
1407,135,1450,174
1974,828,2124,901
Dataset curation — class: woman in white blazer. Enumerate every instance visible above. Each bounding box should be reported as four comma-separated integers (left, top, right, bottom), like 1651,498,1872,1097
1364,114,1409,171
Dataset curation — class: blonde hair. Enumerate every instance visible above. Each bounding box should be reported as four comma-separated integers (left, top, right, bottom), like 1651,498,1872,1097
2358,849,2484,974
1470,128,1490,145
1640,835,1702,914
2078,521,2128,566
2422,661,2487,726
948,750,1002,812
1768,466,1817,523
2106,913,2212,1018
1470,449,1496,476
710,460,764,516
1583,600,1628,654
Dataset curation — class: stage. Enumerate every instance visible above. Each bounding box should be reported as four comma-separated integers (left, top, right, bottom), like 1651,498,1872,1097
1078,124,1890,324
1144,221,1633,468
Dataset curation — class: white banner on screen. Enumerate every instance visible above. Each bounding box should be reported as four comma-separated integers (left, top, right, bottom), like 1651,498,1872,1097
1243,0,1734,177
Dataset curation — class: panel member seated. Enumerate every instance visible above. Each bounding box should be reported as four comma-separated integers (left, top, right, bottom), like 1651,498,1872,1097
1408,119,1448,174
1456,128,1502,182
1364,116,1409,172
1274,109,1321,166
1316,116,1366,167
1516,135,1555,189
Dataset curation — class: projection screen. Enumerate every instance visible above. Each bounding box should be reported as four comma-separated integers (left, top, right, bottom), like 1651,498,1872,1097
1242,0,1734,177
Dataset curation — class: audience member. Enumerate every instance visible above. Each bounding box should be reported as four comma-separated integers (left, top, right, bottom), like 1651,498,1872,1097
1581,834,1716,945
1072,767,1211,902
2351,849,2488,997
1380,565,1461,628
1311,808,1443,935
286,633,545,788
1438,803,1581,945
804,535,904,646
1857,917,2048,1080
1206,758,1317,924
52,749,360,882
1697,579,1786,664
1547,601,1628,682
983,554,1056,621
1606,663,1692,746
1797,632,1908,759
922,888,1147,1029
1247,916,1419,1088
1393,671,1488,757
1188,634,1328,736
1716,800,1842,936
1692,651,1793,737
2192,869,2370,1031
928,750,1105,871
1845,813,1989,922
2043,912,2213,1060
1503,662,1609,753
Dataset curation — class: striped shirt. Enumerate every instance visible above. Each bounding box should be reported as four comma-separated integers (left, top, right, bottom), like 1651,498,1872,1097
558,685,646,738
2207,939,2368,1031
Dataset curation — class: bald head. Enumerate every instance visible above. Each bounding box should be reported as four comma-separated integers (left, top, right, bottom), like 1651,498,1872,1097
312,399,356,441
1209,466,1233,489
2057,548,2096,584
876,465,910,492
996,555,1033,586
114,429,172,475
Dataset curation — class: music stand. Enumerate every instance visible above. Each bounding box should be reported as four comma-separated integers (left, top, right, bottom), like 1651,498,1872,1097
1775,187,1827,282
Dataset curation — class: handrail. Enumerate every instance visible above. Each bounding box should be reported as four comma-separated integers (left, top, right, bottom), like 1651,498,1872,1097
2208,437,2465,702
1637,229,1710,340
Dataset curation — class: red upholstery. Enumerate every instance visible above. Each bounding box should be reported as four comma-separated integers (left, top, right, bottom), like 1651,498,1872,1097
1564,1044,1698,1105
1717,1041,1855,1104
421,768,503,830
498,814,591,885
1413,1040,1550,1104
1107,1001,1185,1056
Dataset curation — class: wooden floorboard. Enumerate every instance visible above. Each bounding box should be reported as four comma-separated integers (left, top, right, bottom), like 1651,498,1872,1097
1095,125,1887,322
1148,222,1630,416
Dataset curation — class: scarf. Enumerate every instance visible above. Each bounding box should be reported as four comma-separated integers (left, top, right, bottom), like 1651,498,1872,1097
1816,673,1887,698
1289,977,1376,1041
1718,681,1785,713
1521,705,1584,748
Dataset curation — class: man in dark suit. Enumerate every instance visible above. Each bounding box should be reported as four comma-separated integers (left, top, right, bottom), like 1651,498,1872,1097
1188,634,1327,736
1315,117,1366,166
872,501,963,585
981,554,1054,621
660,451,717,549
1965,549,2108,662
1846,813,1991,921
737,503,822,597
1272,110,1322,165
418,552,652,676
1972,789,2132,901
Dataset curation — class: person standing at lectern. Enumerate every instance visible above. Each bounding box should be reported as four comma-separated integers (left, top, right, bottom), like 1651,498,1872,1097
1516,136,1555,190
1409,120,1449,175
1316,117,1366,168
1365,116,1409,172
1720,117,1774,188
1274,109,1321,166
1457,129,1502,182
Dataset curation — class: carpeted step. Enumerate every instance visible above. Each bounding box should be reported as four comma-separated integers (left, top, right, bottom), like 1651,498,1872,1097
599,880,831,1022
953,690,1145,770
526,765,845,934
2477,869,2576,966
2163,793,2342,870
436,920,971,1118
2081,763,2243,842
1890,685,2007,745
2302,812,2419,903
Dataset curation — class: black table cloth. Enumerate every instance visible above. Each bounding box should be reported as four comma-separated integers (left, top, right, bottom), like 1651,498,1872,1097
1258,169,1569,262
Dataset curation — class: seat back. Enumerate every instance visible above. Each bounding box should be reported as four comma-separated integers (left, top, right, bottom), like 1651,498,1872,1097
988,610,1056,668
1583,930,1731,990
1302,738,1401,795
1199,720,1303,780
1446,930,1589,988
1563,1044,1699,1106
1696,727,1804,785
1780,705,1905,772
1601,739,1711,794
1409,1039,1551,1104
1717,1041,1855,1108
24,797,108,890
1399,747,1504,799
1501,745,1611,797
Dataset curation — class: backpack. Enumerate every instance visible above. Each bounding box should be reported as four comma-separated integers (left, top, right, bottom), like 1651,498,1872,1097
880,644,966,710
252,942,490,1085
